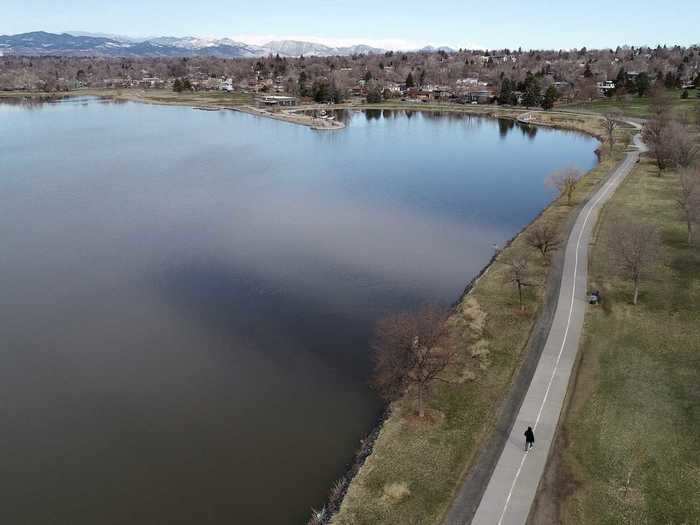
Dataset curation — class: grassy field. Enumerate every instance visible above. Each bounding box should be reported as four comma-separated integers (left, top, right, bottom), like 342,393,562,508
531,158,700,523
108,88,253,107
563,88,700,119
332,119,632,525
0,88,253,107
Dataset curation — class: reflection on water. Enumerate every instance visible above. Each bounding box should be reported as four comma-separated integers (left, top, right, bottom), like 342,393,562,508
499,118,516,138
0,98,599,525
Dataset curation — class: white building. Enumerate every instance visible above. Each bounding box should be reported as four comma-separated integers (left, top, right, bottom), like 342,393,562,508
220,78,234,92
596,80,616,95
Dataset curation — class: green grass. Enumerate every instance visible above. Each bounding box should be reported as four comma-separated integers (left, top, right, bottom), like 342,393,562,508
549,159,700,523
564,88,700,119
332,122,631,525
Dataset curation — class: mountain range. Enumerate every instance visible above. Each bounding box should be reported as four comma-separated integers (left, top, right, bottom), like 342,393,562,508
0,31,455,58
0,31,445,58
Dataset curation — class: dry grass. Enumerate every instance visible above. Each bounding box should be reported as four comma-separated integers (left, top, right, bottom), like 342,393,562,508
0,88,253,108
332,120,631,525
382,482,411,504
536,158,700,524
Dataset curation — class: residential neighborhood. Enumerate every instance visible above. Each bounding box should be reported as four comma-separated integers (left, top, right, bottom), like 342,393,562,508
2,41,699,109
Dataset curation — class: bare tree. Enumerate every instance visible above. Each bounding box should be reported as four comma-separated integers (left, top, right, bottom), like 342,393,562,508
677,167,700,245
504,257,533,311
372,305,453,418
642,88,674,175
642,115,672,174
525,222,562,261
666,121,698,169
648,85,672,120
547,167,582,205
603,110,622,154
608,221,661,305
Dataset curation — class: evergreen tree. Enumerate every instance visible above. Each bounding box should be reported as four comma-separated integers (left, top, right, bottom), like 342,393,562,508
635,72,651,96
419,69,426,86
311,78,332,103
366,82,383,103
542,85,558,110
522,74,542,107
182,78,193,91
615,67,627,87
297,71,308,97
405,71,415,88
172,78,183,93
498,78,517,105
583,63,593,78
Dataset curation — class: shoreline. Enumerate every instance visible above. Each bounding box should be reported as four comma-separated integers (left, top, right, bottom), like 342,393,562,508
0,89,609,136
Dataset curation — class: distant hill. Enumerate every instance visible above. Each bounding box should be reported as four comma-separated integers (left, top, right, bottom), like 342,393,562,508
0,31,451,58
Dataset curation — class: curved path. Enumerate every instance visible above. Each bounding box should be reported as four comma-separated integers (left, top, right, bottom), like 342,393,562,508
447,126,645,525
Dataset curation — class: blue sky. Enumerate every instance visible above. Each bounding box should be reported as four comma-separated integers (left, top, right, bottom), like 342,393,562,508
3,0,699,50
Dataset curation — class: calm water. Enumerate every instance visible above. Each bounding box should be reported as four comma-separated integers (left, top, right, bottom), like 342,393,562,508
0,98,598,524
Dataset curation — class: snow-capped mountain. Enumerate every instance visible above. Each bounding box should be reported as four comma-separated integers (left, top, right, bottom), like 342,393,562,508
0,31,448,58
0,32,272,58
262,40,386,57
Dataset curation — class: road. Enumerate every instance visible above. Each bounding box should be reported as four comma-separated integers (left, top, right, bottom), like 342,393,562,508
447,126,645,525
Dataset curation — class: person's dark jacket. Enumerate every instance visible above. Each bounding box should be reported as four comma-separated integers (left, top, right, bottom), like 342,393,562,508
524,428,535,443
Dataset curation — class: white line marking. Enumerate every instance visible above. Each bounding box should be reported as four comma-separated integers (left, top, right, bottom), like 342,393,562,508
495,153,635,525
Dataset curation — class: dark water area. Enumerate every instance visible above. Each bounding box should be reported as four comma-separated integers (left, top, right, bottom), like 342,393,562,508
0,98,598,524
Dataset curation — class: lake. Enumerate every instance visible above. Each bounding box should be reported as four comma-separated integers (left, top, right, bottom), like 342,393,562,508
0,98,598,524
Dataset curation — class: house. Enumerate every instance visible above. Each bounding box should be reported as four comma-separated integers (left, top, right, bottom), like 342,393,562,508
249,79,274,92
431,86,453,100
596,80,616,95
457,78,480,87
463,89,494,104
102,78,132,88
140,77,164,88
257,95,297,107
220,78,234,92
405,87,432,101
383,82,402,95
456,78,489,94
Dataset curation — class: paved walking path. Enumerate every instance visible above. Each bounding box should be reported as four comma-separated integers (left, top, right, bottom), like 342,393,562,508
456,128,645,525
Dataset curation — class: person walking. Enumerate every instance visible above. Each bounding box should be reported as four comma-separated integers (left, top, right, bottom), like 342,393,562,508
524,426,535,451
